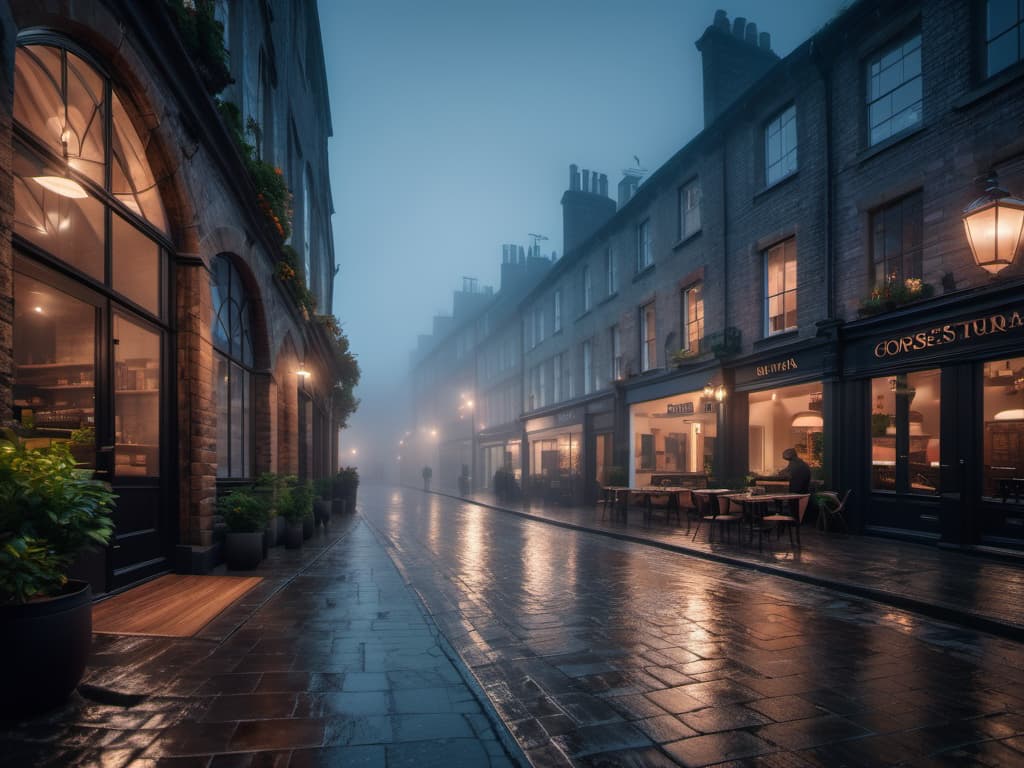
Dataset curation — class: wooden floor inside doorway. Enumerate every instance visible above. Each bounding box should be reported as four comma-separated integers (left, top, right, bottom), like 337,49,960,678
92,574,263,637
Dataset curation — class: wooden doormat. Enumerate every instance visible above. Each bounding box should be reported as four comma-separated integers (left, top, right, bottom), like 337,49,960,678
92,574,262,637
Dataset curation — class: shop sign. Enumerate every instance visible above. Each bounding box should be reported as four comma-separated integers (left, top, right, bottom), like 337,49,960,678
754,357,799,378
734,345,827,389
872,310,1024,360
555,408,582,426
667,402,694,415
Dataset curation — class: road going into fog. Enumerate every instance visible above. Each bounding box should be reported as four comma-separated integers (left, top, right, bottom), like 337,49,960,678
360,486,1024,767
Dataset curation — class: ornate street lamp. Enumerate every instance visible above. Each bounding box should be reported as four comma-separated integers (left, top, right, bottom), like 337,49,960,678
962,173,1024,275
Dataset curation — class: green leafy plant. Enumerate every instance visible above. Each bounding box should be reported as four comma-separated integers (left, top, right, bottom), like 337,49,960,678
69,426,95,445
0,443,116,604
217,488,268,533
277,480,313,524
165,0,233,95
671,347,700,366
871,413,891,437
859,276,934,316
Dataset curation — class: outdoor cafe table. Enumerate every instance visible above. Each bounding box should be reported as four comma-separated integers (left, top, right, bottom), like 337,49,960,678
630,486,692,526
724,492,806,548
690,488,737,515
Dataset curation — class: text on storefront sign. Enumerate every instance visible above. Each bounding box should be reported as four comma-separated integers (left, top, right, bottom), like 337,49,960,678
755,357,799,377
873,311,1024,359
667,402,694,415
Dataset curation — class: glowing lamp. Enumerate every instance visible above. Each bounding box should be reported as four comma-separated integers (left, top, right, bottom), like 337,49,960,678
962,174,1024,275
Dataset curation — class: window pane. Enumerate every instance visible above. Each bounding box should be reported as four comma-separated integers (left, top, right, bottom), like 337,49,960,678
65,52,106,188
907,369,940,495
13,46,65,157
14,147,104,281
982,357,1024,508
112,214,160,315
871,377,897,491
113,314,160,477
230,361,244,477
866,34,922,145
13,271,96,465
215,354,229,479
111,90,169,235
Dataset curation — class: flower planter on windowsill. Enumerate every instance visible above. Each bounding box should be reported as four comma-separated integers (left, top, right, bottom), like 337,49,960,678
858,278,934,318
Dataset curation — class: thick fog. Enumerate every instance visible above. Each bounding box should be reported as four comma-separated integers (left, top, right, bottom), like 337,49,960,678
319,0,848,480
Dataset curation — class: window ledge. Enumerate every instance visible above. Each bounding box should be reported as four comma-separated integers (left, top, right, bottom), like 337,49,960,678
598,292,618,307
753,329,799,350
672,230,702,251
576,309,592,322
953,63,1024,111
754,170,799,201
858,123,927,165
633,264,656,283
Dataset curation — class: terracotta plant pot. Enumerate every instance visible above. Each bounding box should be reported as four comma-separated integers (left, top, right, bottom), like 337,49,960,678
0,580,93,718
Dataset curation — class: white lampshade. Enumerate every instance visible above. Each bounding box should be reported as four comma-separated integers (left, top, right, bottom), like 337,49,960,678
791,411,823,428
994,409,1024,421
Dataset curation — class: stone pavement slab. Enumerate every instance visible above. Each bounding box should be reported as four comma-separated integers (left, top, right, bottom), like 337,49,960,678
448,489,1024,639
0,513,522,768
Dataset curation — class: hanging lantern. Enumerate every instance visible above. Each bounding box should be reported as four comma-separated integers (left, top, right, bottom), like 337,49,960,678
962,173,1024,275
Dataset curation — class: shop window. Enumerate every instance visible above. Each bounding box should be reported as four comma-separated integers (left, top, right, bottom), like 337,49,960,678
637,219,652,271
871,191,922,286
748,383,825,477
683,283,704,352
982,357,1024,505
113,314,161,477
985,0,1024,77
211,255,254,479
765,105,797,185
631,391,716,482
641,302,657,371
870,370,940,495
764,238,797,336
679,178,701,239
866,32,922,146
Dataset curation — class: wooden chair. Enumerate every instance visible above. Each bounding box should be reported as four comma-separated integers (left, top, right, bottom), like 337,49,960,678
677,489,700,533
762,494,811,548
817,490,851,533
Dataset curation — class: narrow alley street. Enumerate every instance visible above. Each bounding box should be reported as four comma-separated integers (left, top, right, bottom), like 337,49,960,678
361,487,1024,766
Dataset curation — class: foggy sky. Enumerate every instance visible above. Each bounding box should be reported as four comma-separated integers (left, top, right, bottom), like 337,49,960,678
318,0,848,472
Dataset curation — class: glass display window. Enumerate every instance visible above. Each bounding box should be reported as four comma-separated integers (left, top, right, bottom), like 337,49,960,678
870,369,940,495
630,391,717,485
982,357,1024,505
748,381,824,477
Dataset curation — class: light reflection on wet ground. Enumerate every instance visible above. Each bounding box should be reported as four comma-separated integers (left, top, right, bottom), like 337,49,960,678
365,486,1024,767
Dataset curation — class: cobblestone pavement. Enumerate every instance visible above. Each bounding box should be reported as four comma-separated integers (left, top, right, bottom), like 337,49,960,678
0,512,519,768
362,487,1024,767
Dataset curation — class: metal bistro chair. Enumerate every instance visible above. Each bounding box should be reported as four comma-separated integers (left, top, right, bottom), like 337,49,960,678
692,493,743,544
816,490,851,533
762,494,811,548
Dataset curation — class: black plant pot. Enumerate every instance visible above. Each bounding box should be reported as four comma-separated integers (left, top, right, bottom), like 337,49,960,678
225,531,264,570
285,523,303,549
302,516,314,540
274,515,286,545
0,580,92,718
332,498,347,515
314,499,331,528
262,525,272,557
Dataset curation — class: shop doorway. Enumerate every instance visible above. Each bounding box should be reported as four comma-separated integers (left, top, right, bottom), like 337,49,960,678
13,260,170,593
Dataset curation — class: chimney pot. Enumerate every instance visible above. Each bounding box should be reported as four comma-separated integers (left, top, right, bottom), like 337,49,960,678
582,168,591,193
732,16,746,38
759,31,771,50
745,21,757,45
569,163,579,191
713,9,729,30
600,173,608,197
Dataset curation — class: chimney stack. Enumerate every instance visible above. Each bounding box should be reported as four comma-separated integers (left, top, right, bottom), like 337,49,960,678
561,163,616,255
696,9,778,127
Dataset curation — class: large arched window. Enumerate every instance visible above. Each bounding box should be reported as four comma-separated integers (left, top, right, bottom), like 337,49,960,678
302,165,313,288
211,255,254,479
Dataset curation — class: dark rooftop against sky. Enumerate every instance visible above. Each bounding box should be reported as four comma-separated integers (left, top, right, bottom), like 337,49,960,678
319,0,848,464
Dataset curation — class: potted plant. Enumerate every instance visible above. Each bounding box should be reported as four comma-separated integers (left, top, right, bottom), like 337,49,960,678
68,425,95,466
217,488,267,570
334,466,359,512
278,480,312,549
312,477,332,529
0,442,116,717
254,472,284,546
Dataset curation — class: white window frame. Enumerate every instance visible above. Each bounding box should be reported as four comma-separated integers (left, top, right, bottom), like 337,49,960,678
605,247,616,295
611,324,622,380
641,302,656,371
553,352,563,402
582,265,592,313
866,32,922,146
582,340,593,395
637,219,652,271
553,289,562,333
764,238,798,336
679,178,702,239
764,105,797,185
683,283,704,352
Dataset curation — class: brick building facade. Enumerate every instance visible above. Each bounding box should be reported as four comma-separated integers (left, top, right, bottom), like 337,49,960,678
1,0,347,592
410,0,1024,552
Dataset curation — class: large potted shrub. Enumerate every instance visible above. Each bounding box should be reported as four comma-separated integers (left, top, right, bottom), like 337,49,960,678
0,442,116,718
278,480,312,549
254,472,283,546
217,488,267,570
335,466,358,511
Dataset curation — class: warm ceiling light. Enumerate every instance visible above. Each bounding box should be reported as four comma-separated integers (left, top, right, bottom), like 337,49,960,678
994,409,1024,421
962,173,1024,275
32,175,88,199
33,306,43,313
791,411,823,428
296,362,311,378
703,383,715,399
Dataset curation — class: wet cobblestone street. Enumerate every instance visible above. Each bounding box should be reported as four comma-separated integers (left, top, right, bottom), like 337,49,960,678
363,487,1024,766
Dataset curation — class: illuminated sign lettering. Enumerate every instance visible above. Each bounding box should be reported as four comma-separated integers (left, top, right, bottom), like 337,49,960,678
755,357,799,377
873,311,1024,359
